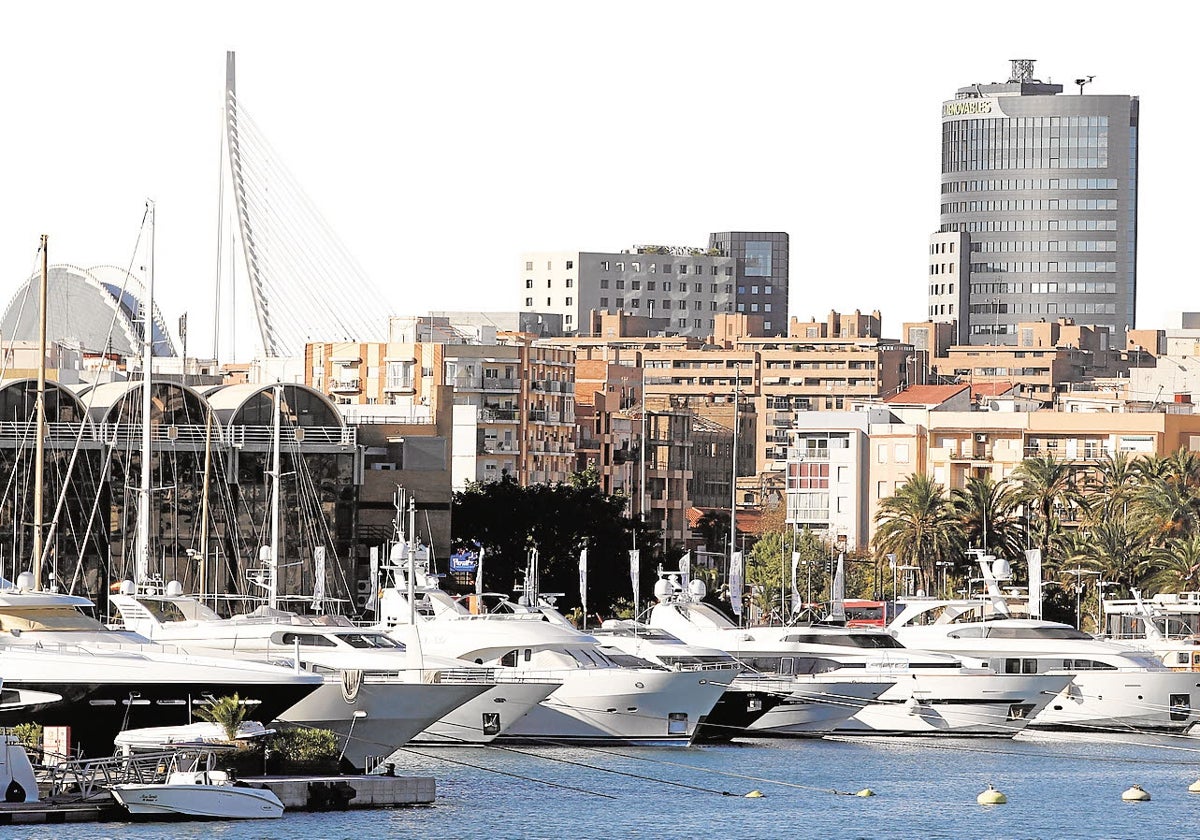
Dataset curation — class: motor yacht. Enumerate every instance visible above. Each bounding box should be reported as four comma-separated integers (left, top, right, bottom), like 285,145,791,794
648,567,1069,736
109,583,555,767
890,556,1200,732
373,562,729,746
0,575,323,758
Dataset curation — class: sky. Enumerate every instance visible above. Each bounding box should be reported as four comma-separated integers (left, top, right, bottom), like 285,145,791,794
1,2,1194,361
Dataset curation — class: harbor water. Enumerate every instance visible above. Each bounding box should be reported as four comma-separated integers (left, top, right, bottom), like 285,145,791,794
10,732,1200,839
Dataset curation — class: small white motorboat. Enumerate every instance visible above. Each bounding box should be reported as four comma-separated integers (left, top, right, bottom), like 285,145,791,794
110,747,284,820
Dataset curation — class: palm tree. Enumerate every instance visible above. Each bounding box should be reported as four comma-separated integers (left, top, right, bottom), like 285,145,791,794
1129,475,1200,545
1086,451,1139,522
1012,455,1089,560
951,474,1025,561
1136,535,1200,594
195,694,246,742
873,473,962,594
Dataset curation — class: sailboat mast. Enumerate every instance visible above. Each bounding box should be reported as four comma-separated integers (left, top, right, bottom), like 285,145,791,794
135,201,155,586
269,383,282,610
198,407,213,599
32,235,48,589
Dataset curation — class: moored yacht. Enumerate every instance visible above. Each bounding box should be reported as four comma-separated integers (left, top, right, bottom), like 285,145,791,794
890,556,1200,732
0,575,322,758
374,562,729,745
109,583,555,767
648,567,1069,736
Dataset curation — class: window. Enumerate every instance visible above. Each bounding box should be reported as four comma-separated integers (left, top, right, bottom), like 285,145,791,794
694,319,702,328
631,280,641,290
546,297,551,306
601,260,610,270
877,444,887,463
649,264,656,274
546,279,552,288
566,278,573,288
632,262,640,272
877,481,888,499
616,279,625,289
646,281,656,291
710,284,718,293
525,278,533,288
599,297,609,307
663,281,671,292
616,297,625,307
764,304,772,312
525,297,533,307
616,262,624,271
710,301,717,310
765,285,772,295
679,265,688,275
895,443,910,464
566,260,574,269
663,300,671,310
600,278,609,289
663,264,672,274
725,284,732,293
631,299,640,308
525,261,534,271
565,297,573,306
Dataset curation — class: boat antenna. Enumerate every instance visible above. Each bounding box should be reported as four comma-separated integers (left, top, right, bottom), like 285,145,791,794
134,201,156,589
31,235,48,591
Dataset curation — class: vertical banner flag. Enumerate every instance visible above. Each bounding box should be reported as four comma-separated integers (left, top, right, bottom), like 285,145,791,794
680,550,692,594
629,549,641,615
365,546,379,612
790,551,801,613
579,548,588,626
830,553,846,623
311,546,326,609
476,545,485,596
1025,548,1043,620
730,551,744,617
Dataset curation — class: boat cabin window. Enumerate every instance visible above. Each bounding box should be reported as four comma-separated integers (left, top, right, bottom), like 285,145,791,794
1004,658,1039,674
984,626,1091,640
337,633,403,649
602,650,663,670
278,632,337,647
1063,659,1116,671
500,650,519,668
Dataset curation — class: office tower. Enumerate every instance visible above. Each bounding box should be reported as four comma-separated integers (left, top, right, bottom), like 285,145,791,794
934,59,1138,345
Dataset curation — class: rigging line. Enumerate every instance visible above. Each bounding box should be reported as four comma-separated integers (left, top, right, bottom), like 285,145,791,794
0,246,40,382
386,745,617,800
41,209,151,573
476,741,740,797
824,732,1200,765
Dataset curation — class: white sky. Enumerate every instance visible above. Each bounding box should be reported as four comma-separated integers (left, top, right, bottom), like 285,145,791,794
1,2,1193,360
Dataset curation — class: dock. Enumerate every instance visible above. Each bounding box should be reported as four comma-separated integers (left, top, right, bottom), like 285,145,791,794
259,774,436,810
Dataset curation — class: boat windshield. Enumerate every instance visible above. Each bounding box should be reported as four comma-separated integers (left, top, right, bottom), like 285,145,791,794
782,632,905,649
0,607,106,632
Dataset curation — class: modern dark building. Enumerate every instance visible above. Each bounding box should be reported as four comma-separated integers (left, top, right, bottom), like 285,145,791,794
709,232,790,335
932,59,1139,346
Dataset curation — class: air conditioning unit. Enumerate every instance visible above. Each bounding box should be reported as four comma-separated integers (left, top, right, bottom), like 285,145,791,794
975,433,988,443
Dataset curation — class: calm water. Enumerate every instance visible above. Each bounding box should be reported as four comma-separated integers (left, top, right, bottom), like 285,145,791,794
12,732,1200,839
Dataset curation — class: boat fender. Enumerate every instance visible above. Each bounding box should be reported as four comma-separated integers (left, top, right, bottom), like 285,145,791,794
855,789,875,797
1121,784,1151,802
976,784,1007,805
744,790,764,798
1189,779,1200,793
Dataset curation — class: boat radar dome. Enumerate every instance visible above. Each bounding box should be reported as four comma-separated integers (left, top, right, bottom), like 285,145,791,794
653,579,674,600
14,572,33,592
166,580,184,597
990,556,1012,580
688,579,707,599
119,580,136,596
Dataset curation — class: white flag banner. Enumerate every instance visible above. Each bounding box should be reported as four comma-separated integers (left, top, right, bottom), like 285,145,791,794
830,553,846,623
680,551,692,593
311,546,326,610
790,551,801,613
730,551,744,617
476,545,486,596
365,546,380,612
629,549,641,614
579,548,589,622
1026,548,1043,620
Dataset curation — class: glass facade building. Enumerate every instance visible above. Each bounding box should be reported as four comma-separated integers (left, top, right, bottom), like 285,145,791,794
709,232,790,336
935,61,1139,345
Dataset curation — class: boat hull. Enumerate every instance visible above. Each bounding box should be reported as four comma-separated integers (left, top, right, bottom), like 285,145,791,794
111,784,284,819
275,678,489,770
835,672,1071,736
745,677,894,736
495,668,729,745
1028,669,1200,731
411,681,560,745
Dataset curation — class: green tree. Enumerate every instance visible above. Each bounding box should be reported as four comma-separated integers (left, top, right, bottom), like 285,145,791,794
873,473,962,594
1012,455,1089,563
951,474,1025,561
1137,534,1200,594
195,694,246,742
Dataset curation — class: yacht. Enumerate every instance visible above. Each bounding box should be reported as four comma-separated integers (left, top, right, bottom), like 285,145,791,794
1102,591,1200,672
109,583,556,766
648,568,1070,737
889,555,1200,732
374,563,730,745
0,575,322,758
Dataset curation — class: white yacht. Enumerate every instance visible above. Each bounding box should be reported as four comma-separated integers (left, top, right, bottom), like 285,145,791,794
109,583,556,766
648,569,1069,737
374,564,729,745
0,575,323,759
889,556,1200,732
1102,591,1200,672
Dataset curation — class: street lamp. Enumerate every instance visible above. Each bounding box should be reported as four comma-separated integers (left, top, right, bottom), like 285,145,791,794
887,553,897,604
935,560,954,599
897,564,921,598
1064,568,1101,631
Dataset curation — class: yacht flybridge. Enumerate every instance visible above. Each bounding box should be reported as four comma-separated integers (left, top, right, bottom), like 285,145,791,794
0,574,322,758
647,566,1070,737
109,582,556,766
889,554,1200,732
373,557,729,745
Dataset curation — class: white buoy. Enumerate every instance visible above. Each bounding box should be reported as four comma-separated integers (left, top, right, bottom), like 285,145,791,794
1189,779,1200,794
1121,784,1151,802
855,789,875,797
977,784,1007,805
744,789,764,798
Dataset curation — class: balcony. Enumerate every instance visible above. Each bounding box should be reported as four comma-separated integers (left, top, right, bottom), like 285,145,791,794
329,379,361,393
383,379,415,393
481,378,520,392
479,408,520,423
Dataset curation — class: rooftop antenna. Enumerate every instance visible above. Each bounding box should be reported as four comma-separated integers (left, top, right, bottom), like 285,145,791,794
1075,75,1095,95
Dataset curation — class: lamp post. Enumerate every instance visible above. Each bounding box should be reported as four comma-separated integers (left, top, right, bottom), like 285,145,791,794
887,553,897,603
1064,568,1100,630
898,564,921,598
935,560,954,599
